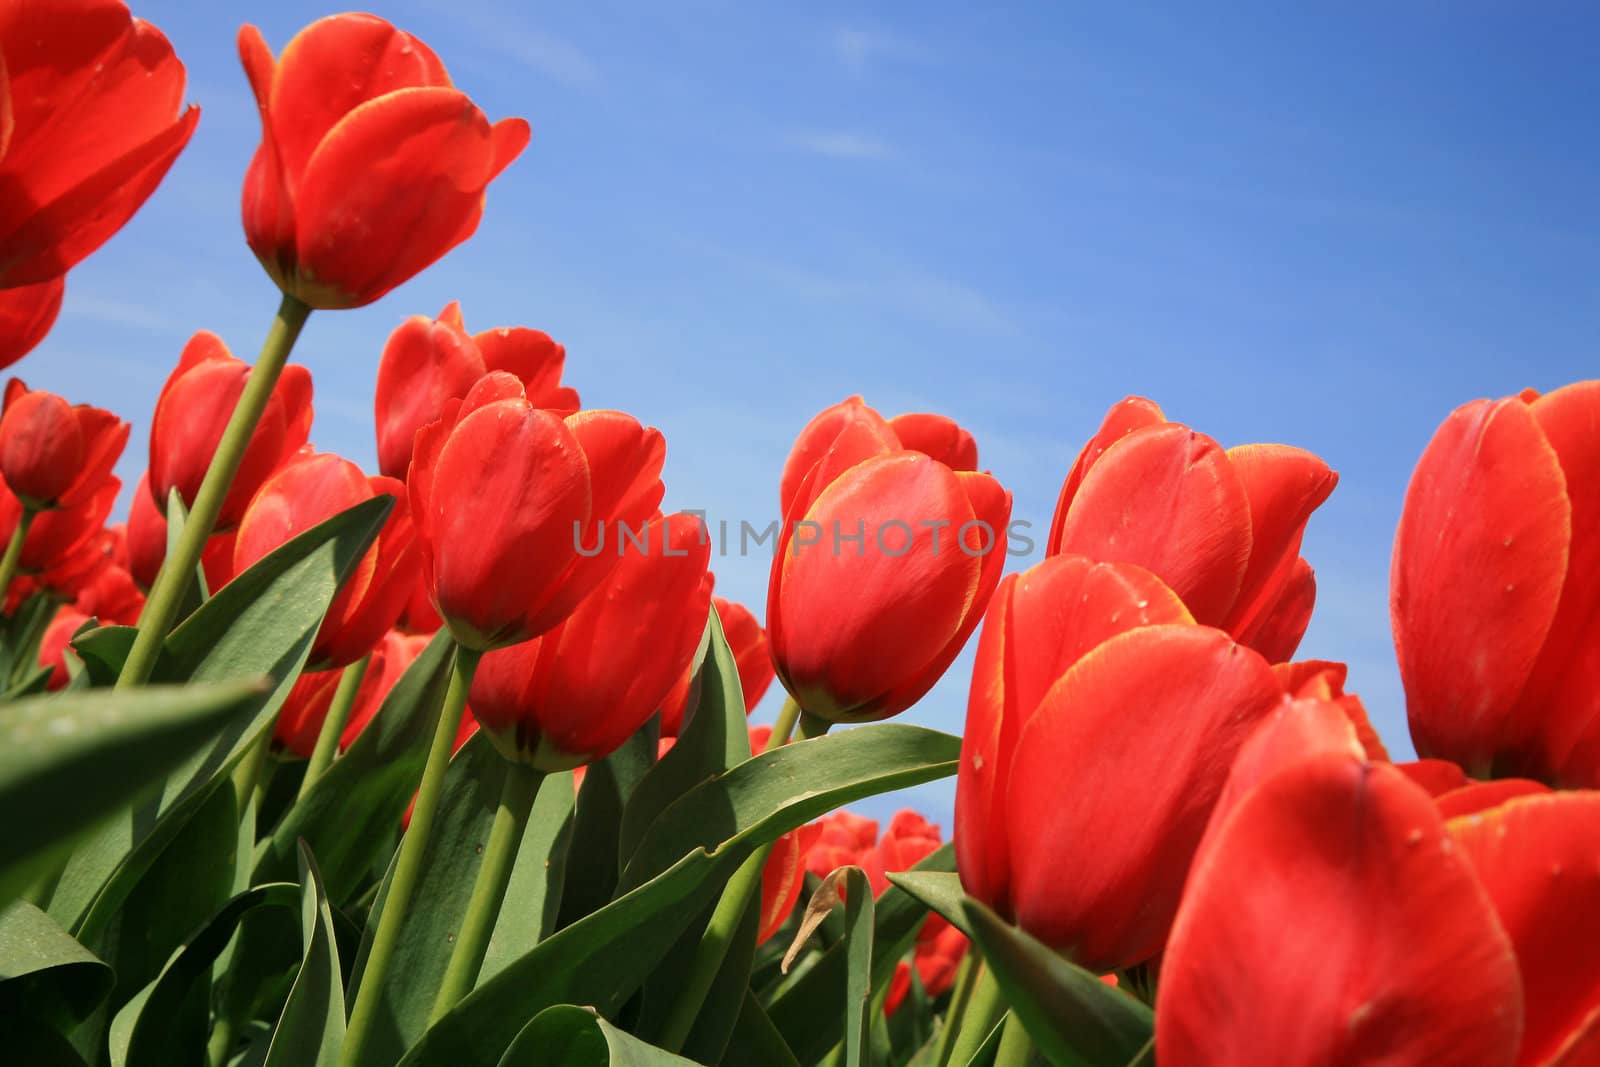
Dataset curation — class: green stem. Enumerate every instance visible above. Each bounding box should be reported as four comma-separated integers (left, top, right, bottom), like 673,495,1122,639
992,1013,1034,1067
932,952,981,1066
231,730,272,815
117,293,312,689
429,762,544,1020
340,645,480,1067
943,964,1004,1067
0,508,35,605
658,705,817,1052
298,655,369,802
797,710,831,740
206,1016,236,1067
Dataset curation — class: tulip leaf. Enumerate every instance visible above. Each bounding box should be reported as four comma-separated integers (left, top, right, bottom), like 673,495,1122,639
618,608,749,864
885,870,974,938
66,624,137,688
723,988,803,1067
163,488,211,614
960,898,1153,1067
556,723,659,930
0,590,59,693
497,1004,700,1066
252,630,455,904
47,497,390,939
107,882,298,1067
261,844,343,1067
402,727,958,1066
0,680,264,905
821,867,878,1067
0,900,113,1035
766,844,955,1064
344,736,575,1067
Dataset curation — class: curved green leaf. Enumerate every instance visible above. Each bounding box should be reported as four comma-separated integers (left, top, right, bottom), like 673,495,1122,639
497,1004,699,1066
724,988,802,1067
0,901,111,1031
886,870,973,938
960,899,1152,1067
556,724,658,931
262,845,343,1067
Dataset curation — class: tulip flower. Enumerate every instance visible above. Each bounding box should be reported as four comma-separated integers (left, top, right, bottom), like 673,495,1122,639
0,0,199,287
1271,659,1389,760
236,14,530,310
148,331,313,531
963,618,1284,972
770,406,1010,724
125,472,237,594
409,372,666,652
275,630,429,757
1048,396,1337,663
0,474,118,589
233,451,417,669
39,607,89,690
0,278,65,369
0,380,127,510
660,595,775,736
803,809,880,880
468,512,711,769
861,812,970,1016
1156,751,1523,1067
374,302,579,478
1434,777,1549,821
758,829,807,947
1393,381,1600,786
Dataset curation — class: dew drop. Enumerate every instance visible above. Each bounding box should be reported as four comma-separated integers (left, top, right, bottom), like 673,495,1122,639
1405,828,1423,846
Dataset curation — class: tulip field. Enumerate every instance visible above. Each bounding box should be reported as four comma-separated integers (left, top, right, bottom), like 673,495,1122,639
1,4,1597,1067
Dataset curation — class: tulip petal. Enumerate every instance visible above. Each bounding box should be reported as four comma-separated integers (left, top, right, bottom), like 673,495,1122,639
373,310,485,478
1451,793,1600,1067
778,397,896,519
1221,444,1337,640
476,326,575,410
0,389,83,503
1054,424,1252,626
759,829,806,946
0,276,63,370
1240,556,1315,663
1157,757,1523,1067
1434,778,1550,820
1047,396,1166,554
564,409,666,529
887,412,978,471
1395,758,1471,797
1392,397,1570,775
1005,624,1282,970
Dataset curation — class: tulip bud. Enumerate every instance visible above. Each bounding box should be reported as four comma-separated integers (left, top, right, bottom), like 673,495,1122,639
468,512,712,770
0,279,66,369
1393,381,1600,786
803,810,879,879
409,372,665,651
236,15,530,309
0,380,127,514
0,0,198,287
149,332,313,530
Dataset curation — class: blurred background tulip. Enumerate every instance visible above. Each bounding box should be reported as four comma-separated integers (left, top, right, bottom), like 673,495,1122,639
274,630,429,758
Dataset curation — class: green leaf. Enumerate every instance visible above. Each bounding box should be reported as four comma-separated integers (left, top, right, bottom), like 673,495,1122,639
252,631,455,905
404,727,959,1067
0,680,264,904
344,737,576,1067
163,488,211,615
67,625,137,689
47,497,391,938
617,610,748,864
724,988,802,1067
496,1004,700,1066
885,871,973,938
766,845,956,1064
0,590,60,693
556,724,659,930
960,899,1152,1067
262,844,344,1067
0,900,112,1032
837,868,876,1067
108,883,298,1067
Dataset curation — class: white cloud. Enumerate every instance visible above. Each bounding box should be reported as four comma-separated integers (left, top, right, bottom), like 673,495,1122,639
831,27,928,71
784,130,897,162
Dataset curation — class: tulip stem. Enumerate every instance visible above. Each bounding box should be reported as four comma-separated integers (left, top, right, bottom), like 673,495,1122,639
117,292,312,689
341,644,479,1067
297,655,370,802
657,702,813,1052
0,508,34,607
930,953,980,1065
942,962,1004,1067
429,761,545,1021
992,1013,1034,1067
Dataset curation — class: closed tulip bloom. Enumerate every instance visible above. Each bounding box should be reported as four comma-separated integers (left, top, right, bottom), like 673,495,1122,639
758,828,807,947
862,811,970,1016
275,630,429,757
1393,382,1600,786
374,302,578,478
236,14,530,310
1048,396,1337,662
0,278,65,369
1156,752,1522,1067
803,810,879,880
0,380,127,510
659,595,774,737
149,331,313,530
233,451,417,669
468,512,711,769
0,0,198,287
770,414,1010,724
410,372,665,651
39,607,88,690
125,470,236,593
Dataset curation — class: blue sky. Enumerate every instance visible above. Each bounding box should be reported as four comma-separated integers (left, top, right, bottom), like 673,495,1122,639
24,2,1599,830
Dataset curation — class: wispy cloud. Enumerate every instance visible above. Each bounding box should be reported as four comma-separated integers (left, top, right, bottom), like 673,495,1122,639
423,2,599,89
784,130,897,162
63,293,182,332
831,27,929,72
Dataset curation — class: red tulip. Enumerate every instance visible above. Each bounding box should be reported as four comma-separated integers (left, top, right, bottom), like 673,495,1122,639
969,622,1284,972
956,554,1193,914
770,407,1010,723
1393,381,1600,785
0,0,198,287
410,372,665,651
1271,659,1389,761
660,595,774,737
1435,778,1550,821
863,812,970,1015
1048,396,1337,662
374,301,578,479
1397,757,1471,797
149,331,313,530
0,278,65,369
0,380,127,510
0,473,118,579
803,810,879,880
469,512,711,769
275,630,430,758
758,828,807,947
236,14,530,310
1450,792,1600,1066
233,451,417,669
39,606,89,689
1156,753,1523,1067
885,920,969,1017
126,470,237,593
59,525,144,624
